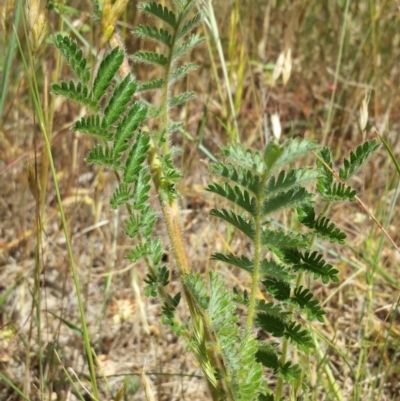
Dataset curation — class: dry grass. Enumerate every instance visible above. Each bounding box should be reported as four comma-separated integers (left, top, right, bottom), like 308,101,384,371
1,1,400,400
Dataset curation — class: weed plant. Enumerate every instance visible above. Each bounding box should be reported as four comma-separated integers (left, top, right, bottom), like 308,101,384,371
2,1,397,401
48,1,382,400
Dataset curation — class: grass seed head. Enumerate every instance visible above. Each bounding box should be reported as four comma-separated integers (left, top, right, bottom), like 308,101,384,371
100,0,129,48
359,92,370,132
25,0,46,52
1,0,16,34
282,48,292,86
271,112,282,141
272,51,285,85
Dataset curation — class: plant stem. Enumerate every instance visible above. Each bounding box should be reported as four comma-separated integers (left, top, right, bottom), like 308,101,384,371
246,196,262,329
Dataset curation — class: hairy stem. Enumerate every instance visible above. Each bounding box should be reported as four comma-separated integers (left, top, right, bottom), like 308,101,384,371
246,198,262,329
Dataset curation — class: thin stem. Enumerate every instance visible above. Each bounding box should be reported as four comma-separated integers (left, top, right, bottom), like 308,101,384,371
322,0,350,145
15,29,100,401
246,196,262,329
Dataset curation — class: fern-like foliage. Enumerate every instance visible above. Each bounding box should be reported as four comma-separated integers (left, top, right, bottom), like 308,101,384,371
52,80,97,109
183,271,268,400
52,35,160,334
72,115,111,140
53,34,90,84
208,135,379,398
92,47,124,101
52,2,380,400
298,204,347,244
131,0,204,201
339,139,379,181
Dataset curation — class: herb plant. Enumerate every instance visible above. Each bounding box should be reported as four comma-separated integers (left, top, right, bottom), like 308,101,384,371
51,1,380,399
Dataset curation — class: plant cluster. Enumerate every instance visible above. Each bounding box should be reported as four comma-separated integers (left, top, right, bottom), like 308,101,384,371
51,1,379,400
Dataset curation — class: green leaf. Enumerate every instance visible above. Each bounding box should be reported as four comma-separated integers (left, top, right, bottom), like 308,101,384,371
268,138,317,172
168,91,195,107
281,249,339,284
297,204,316,228
262,277,291,301
256,312,285,337
220,144,264,173
278,362,302,385
291,286,325,322
113,102,148,160
110,183,134,209
170,63,198,82
339,139,379,181
259,259,294,281
261,229,308,249
124,206,156,238
139,2,177,28
298,205,347,244
133,25,172,47
314,216,347,244
256,344,279,370
85,145,118,169
53,34,90,84
210,209,255,239
211,253,253,274
183,272,210,310
160,153,182,184
92,47,124,101
321,182,357,202
103,75,138,127
138,78,165,92
127,241,151,263
52,81,97,110
132,51,168,67
206,182,256,215
284,322,314,353
207,272,266,401
263,141,283,172
47,311,83,336
262,187,313,216
132,168,151,210
265,168,318,196
316,146,333,195
210,162,260,194
257,301,290,320
172,33,204,61
72,114,111,140
208,271,237,331
179,0,200,23
124,131,151,184
176,12,203,39
259,394,274,401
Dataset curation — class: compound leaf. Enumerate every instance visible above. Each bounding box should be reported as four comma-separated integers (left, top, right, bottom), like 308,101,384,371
339,139,379,181
53,34,90,84
210,209,255,239
72,114,111,140
206,182,256,215
262,187,314,216
52,81,97,110
139,2,177,28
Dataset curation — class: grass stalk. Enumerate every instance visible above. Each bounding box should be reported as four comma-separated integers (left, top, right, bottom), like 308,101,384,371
0,0,22,124
202,0,239,142
15,28,100,401
322,0,350,145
